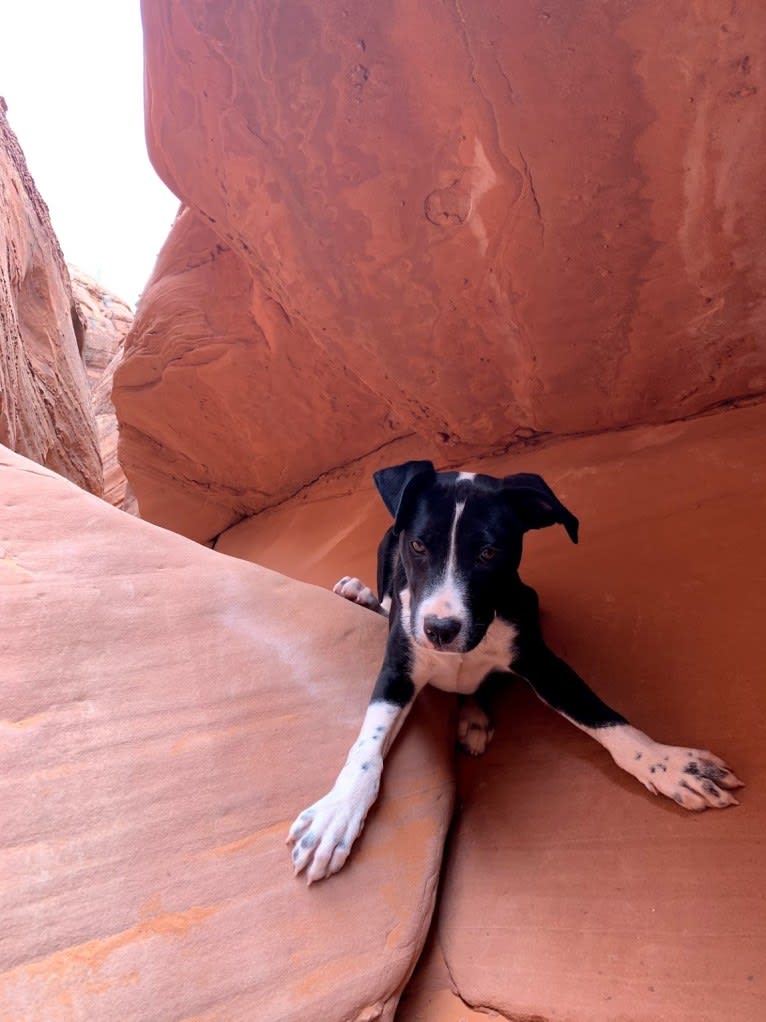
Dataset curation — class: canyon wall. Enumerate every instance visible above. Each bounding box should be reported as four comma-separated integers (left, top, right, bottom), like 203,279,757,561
0,100,102,494
4,3,765,1019
114,0,766,539
71,267,137,512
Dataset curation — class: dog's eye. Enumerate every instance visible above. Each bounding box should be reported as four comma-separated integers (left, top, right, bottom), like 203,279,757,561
410,539,427,555
479,547,497,563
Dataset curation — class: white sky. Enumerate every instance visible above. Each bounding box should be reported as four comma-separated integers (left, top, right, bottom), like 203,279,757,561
1,0,180,306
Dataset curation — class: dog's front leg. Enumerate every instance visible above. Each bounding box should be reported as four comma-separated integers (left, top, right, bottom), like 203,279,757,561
513,639,743,810
287,652,416,884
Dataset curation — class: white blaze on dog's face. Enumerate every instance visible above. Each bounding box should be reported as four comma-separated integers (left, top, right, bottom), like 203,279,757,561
398,472,524,653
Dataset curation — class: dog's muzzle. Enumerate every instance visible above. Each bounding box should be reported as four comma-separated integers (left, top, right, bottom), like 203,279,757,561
422,614,463,650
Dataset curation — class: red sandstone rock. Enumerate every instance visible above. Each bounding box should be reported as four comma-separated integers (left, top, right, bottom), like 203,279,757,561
217,402,766,1021
114,0,766,541
92,349,138,514
114,208,398,539
431,405,766,1022
0,445,453,1021
0,101,102,494
71,267,138,514
397,942,497,1022
71,266,133,386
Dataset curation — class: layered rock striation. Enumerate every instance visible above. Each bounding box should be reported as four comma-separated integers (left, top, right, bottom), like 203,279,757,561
71,266,133,388
71,267,137,513
0,100,102,494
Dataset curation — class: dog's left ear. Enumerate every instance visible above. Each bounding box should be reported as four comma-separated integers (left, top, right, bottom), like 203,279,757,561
502,473,579,543
373,460,435,530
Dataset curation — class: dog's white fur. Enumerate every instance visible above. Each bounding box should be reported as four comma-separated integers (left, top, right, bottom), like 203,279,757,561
414,499,468,646
287,699,411,884
579,723,741,811
402,587,516,694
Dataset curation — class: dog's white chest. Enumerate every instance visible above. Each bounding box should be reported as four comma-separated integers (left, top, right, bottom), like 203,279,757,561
410,617,517,695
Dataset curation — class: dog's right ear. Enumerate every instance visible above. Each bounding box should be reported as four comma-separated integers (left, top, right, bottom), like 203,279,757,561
373,460,435,533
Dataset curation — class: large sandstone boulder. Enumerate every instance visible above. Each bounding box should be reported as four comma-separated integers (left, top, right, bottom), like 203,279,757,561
0,445,454,1022
217,401,766,1021
114,208,397,538
114,0,766,541
71,266,138,513
0,100,101,494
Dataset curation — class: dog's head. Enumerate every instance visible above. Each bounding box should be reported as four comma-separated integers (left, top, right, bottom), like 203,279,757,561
374,460,578,654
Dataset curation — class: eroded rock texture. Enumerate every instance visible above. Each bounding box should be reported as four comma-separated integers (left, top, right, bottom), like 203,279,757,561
114,0,766,540
71,266,133,387
71,267,138,513
0,445,453,1022
0,101,102,493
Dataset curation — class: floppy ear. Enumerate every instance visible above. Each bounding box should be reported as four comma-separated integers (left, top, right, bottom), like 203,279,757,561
373,460,435,533
502,473,579,543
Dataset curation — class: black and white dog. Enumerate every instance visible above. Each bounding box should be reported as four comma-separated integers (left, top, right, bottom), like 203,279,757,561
288,461,742,883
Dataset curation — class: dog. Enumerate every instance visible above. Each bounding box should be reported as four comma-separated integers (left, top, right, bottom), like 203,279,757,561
287,461,743,883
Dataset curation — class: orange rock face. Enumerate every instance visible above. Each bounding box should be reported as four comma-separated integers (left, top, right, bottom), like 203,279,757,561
115,0,766,540
114,208,398,538
0,445,454,1022
71,267,138,513
0,101,102,494
217,402,766,1021
71,266,133,387
91,349,139,514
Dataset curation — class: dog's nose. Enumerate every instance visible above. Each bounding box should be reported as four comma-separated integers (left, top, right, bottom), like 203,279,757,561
423,615,462,648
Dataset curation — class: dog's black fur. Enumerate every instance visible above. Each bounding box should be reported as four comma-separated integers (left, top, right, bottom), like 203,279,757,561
370,461,624,727
288,461,742,883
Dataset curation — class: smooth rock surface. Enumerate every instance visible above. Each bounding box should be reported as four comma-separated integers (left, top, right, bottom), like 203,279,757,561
0,101,101,494
0,446,454,1022
115,0,766,541
434,405,765,1022
114,208,397,539
218,402,766,1021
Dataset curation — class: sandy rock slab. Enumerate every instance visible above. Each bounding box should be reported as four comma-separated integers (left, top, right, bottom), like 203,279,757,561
0,447,454,1022
411,404,766,1022
217,401,766,1021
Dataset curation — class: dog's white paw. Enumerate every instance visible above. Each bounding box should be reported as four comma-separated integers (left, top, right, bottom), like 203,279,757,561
607,727,744,810
333,576,383,614
287,762,381,884
457,698,495,756
639,745,743,809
